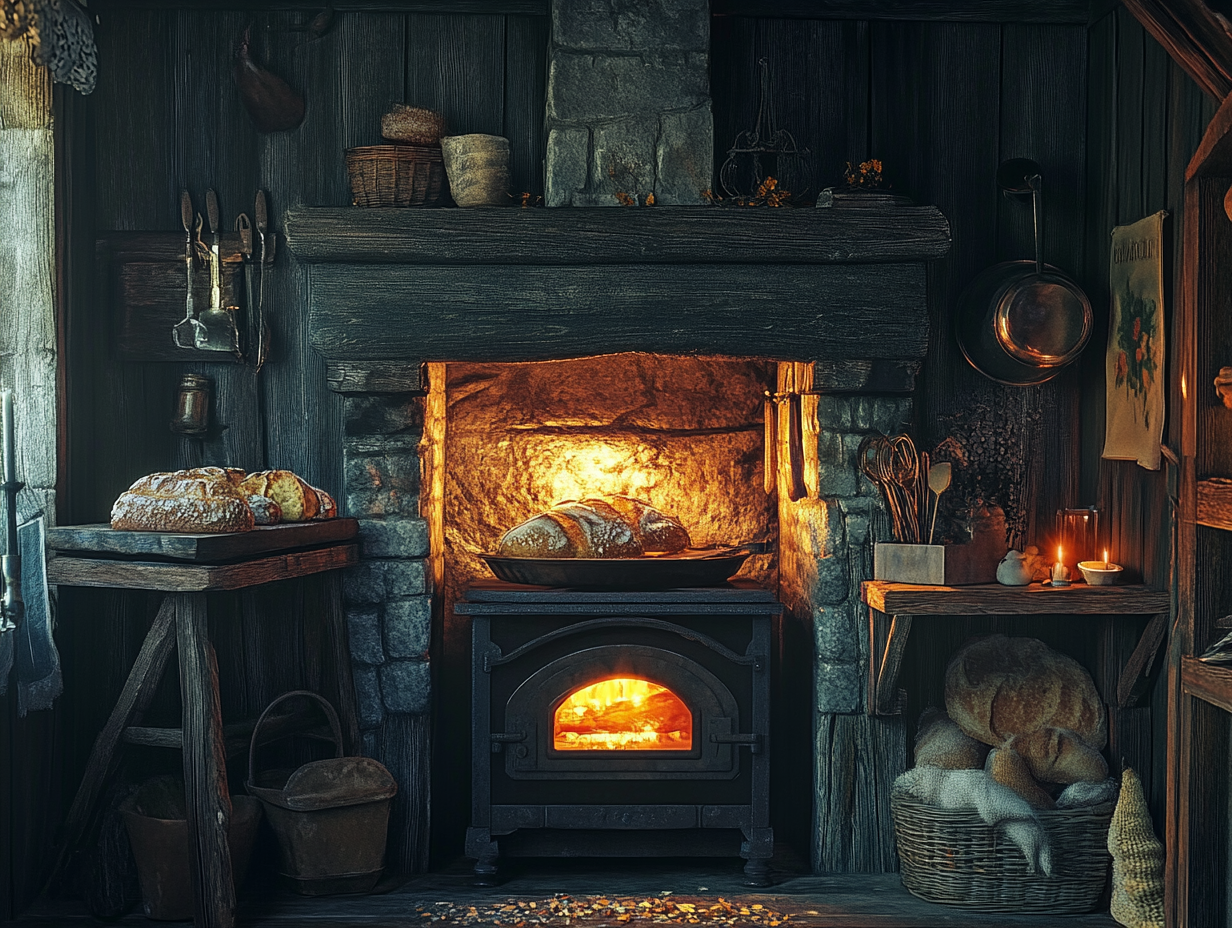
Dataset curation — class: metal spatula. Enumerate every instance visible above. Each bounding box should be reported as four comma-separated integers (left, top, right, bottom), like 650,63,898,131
194,188,242,354
172,190,205,350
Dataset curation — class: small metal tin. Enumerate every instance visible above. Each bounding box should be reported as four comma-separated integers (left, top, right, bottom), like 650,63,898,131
170,374,210,435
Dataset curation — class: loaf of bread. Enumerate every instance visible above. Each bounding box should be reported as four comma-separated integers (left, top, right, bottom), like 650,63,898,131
497,496,690,559
247,494,282,526
310,484,337,520
913,707,987,770
111,470,255,533
239,470,331,522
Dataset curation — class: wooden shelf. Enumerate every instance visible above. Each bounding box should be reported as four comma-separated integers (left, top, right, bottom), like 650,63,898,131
1182,656,1232,713
1197,478,1232,530
284,206,951,266
861,581,1171,716
861,580,1170,615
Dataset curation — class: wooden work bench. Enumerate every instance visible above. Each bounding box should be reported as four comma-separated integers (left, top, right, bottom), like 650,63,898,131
45,520,361,928
860,580,1172,716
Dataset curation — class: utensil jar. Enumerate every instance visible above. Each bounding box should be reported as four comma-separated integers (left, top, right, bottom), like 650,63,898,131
1056,507,1099,572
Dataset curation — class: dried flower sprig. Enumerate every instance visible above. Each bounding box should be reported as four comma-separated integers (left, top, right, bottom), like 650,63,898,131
844,159,885,188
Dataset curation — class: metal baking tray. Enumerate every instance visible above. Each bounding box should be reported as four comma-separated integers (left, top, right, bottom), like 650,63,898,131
479,545,762,590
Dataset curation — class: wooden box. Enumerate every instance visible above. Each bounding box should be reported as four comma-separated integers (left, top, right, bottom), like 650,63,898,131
872,542,1000,586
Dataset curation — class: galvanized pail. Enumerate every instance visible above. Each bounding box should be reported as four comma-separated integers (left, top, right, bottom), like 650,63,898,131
246,690,397,895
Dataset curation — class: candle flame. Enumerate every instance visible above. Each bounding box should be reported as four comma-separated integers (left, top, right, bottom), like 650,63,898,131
1057,546,1063,562
1103,549,1108,564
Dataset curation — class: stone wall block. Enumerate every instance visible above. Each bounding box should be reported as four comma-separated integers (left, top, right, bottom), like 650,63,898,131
385,596,432,658
344,395,424,437
548,51,708,124
853,396,913,434
384,559,427,598
552,0,708,52
546,127,590,207
655,104,713,205
591,117,660,203
359,517,430,558
380,660,431,714
343,561,385,604
353,664,385,729
814,603,858,662
817,431,859,498
343,446,420,517
346,606,385,664
816,395,853,430
814,553,850,605
816,661,862,714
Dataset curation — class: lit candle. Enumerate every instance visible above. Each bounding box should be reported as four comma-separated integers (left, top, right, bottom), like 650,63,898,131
1103,549,1110,570
2,390,14,485
1051,545,1070,585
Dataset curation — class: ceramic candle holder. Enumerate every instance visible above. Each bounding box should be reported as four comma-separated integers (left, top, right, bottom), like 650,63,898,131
1078,561,1123,585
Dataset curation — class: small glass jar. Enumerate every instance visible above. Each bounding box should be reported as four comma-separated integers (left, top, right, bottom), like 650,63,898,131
1056,507,1099,573
170,374,210,435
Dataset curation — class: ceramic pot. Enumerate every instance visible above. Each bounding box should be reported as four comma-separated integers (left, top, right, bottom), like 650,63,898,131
441,134,510,207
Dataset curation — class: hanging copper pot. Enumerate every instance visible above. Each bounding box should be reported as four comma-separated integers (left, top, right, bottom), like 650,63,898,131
956,160,1092,386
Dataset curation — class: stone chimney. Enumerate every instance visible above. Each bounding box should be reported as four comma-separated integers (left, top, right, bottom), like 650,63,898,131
544,0,713,206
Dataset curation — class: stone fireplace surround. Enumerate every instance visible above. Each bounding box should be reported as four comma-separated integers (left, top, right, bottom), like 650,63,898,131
285,204,950,872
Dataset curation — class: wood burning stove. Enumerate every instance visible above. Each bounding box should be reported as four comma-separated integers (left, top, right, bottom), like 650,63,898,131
460,582,779,886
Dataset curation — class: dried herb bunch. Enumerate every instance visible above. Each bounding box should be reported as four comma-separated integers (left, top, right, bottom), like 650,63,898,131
844,159,885,188
932,398,1041,548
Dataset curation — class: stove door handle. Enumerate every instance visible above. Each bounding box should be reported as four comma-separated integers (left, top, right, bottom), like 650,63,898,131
710,732,762,755
491,731,527,753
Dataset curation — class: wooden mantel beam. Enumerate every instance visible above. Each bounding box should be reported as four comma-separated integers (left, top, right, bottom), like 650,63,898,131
1120,0,1232,102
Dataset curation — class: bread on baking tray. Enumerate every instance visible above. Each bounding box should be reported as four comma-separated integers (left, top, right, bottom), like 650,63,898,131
111,467,338,533
497,496,691,559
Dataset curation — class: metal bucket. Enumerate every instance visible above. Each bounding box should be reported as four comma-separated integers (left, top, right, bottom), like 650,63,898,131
121,776,263,921
245,691,398,895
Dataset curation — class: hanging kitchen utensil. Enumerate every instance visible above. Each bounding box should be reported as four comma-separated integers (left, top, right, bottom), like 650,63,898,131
927,461,952,545
956,159,1092,385
195,189,242,355
233,27,306,133
235,211,255,361
718,58,812,204
172,191,206,350
254,190,273,372
763,392,777,495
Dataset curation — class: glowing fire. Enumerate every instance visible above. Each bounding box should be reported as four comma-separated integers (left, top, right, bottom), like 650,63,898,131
553,677,692,751
538,440,659,507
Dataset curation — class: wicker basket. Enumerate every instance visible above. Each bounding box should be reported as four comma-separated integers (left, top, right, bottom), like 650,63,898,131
345,145,445,208
891,793,1113,913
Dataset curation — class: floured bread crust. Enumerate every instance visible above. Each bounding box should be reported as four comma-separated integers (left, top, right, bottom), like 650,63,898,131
111,470,255,533
497,497,689,559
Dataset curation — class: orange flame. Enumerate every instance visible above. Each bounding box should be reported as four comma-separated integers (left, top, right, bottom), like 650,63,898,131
553,677,692,751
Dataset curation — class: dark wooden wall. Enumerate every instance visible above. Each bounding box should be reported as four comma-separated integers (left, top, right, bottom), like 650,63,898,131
3,3,1212,916
1083,5,1214,828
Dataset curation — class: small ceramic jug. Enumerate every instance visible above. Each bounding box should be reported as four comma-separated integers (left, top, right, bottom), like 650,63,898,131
996,546,1044,586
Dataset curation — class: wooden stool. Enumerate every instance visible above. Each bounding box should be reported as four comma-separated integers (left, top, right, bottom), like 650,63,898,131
46,521,361,928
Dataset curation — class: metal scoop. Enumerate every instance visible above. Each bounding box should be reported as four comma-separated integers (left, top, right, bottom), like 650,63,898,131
172,190,206,350
194,188,242,355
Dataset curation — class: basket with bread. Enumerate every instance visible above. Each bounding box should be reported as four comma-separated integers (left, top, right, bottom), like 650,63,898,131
483,496,758,588
111,467,336,534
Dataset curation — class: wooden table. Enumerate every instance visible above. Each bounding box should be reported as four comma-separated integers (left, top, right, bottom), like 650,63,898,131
47,521,361,928
860,580,1172,716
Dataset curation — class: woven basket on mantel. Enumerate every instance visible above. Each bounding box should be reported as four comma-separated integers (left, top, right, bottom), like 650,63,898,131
891,793,1113,914
345,144,445,208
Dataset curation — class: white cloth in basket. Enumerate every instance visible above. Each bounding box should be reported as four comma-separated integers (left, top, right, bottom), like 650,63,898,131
892,766,1052,875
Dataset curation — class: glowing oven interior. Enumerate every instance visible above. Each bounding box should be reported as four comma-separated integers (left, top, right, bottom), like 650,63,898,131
553,677,693,751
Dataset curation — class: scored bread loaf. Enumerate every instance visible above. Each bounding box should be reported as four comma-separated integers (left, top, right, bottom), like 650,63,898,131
497,497,690,559
239,470,321,522
247,494,283,526
111,470,255,533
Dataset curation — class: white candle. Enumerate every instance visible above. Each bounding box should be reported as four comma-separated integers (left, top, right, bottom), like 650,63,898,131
2,390,14,484
1102,549,1110,570
1051,546,1069,584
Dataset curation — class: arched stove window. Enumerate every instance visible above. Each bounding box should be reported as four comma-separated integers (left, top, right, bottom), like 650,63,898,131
553,677,693,751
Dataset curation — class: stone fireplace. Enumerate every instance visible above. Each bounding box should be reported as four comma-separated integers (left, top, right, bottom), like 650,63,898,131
285,202,949,871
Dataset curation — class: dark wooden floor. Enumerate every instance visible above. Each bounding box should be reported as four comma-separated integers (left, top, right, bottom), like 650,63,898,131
16,857,1118,927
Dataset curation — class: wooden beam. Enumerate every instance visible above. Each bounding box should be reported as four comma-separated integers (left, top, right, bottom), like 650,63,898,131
326,360,425,395
1121,0,1232,102
872,614,913,716
711,0,1088,22
284,206,952,266
91,0,547,12
860,580,1171,616
1116,612,1171,708
1181,655,1232,713
1187,87,1232,179
308,263,930,364
47,544,358,592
